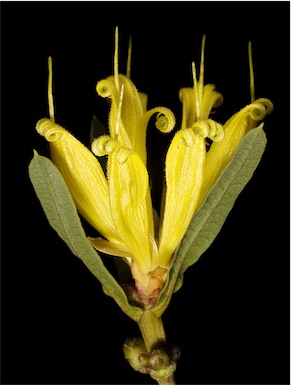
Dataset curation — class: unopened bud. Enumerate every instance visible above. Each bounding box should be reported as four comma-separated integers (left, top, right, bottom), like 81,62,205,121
149,347,177,380
149,348,171,370
123,337,150,374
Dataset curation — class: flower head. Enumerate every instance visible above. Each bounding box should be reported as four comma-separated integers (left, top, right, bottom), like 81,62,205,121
36,31,272,306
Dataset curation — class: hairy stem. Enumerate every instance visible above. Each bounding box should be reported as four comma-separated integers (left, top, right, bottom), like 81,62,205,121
138,310,166,352
138,310,176,385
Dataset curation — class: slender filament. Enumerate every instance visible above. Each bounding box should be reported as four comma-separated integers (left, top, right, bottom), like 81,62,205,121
126,36,132,78
248,41,255,103
198,35,206,114
192,62,201,120
48,57,55,123
114,26,120,92
115,83,125,136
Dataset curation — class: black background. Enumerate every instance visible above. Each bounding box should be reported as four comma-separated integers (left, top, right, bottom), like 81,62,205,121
1,2,290,384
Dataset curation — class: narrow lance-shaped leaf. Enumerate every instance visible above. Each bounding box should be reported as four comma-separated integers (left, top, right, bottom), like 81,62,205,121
153,124,267,317
28,151,143,322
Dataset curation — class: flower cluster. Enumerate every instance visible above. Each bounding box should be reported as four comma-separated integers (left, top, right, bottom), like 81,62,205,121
36,33,273,306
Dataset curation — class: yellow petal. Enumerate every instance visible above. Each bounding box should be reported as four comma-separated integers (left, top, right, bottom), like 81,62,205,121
179,84,223,130
199,98,273,203
107,147,154,275
92,135,155,239
200,84,223,120
36,118,120,243
88,237,132,259
97,74,144,147
158,128,206,267
97,74,175,165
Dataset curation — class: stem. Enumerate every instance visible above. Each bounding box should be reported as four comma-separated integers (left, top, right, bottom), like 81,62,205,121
138,310,176,385
138,310,166,352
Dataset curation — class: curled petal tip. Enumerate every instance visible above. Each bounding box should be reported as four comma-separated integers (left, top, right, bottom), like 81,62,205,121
193,119,224,141
92,135,134,164
36,118,66,142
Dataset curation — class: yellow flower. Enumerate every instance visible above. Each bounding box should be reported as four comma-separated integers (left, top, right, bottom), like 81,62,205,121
197,41,273,204
175,37,273,207
157,35,225,267
198,97,273,203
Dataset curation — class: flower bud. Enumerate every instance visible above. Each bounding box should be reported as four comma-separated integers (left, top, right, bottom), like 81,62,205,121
148,347,177,380
123,337,150,374
149,348,171,370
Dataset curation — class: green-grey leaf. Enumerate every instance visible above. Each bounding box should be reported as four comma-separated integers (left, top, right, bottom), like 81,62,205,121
153,124,267,317
28,152,143,322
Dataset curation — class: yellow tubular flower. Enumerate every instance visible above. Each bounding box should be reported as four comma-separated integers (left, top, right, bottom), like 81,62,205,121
179,36,224,127
91,135,164,304
199,98,273,203
97,74,144,152
158,119,224,268
179,84,223,129
37,57,132,258
158,128,206,267
96,29,175,165
156,35,224,268
108,145,153,275
198,42,273,204
36,119,122,246
96,74,175,165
